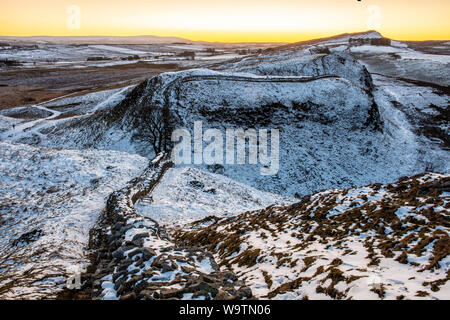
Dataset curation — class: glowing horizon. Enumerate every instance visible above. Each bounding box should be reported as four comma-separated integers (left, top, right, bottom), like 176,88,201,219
1,0,449,43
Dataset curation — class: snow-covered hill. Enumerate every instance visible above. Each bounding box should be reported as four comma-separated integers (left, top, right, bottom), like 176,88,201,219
0,30,448,300
1,31,443,198
136,167,293,226
15,55,442,197
175,173,450,300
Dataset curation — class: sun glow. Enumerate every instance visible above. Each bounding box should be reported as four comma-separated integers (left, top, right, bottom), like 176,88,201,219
1,0,449,42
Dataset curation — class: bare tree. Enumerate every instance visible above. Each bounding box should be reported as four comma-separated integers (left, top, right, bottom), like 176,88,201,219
135,104,174,154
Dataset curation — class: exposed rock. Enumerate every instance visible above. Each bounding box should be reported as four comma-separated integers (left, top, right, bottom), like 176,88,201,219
111,248,124,260
61,154,252,301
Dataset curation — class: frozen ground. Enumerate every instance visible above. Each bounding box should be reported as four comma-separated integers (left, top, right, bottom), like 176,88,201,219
176,173,450,300
0,142,148,299
0,31,448,300
136,167,293,226
0,42,269,71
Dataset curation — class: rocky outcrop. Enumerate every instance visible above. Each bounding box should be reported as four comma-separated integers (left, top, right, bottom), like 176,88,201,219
46,53,381,156
230,53,375,91
44,52,442,198
174,173,450,300
59,154,252,300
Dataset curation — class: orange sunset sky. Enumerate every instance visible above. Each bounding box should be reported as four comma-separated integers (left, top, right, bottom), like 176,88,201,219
0,0,449,42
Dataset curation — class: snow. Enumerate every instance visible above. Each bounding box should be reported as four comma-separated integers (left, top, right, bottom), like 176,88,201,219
399,51,450,64
196,53,242,61
88,45,147,55
0,31,448,300
350,45,403,54
168,44,207,51
2,50,444,198
179,173,449,300
136,167,293,226
0,141,148,299
131,66,444,197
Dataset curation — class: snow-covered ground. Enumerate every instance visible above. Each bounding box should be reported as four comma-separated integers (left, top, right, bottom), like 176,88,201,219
0,31,448,300
0,42,260,71
0,86,135,146
136,167,293,226
1,47,448,197
176,173,450,300
0,142,148,299
88,45,148,56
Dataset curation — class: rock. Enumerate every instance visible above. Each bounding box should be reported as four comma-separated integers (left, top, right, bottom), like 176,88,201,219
224,287,237,296
112,270,126,282
135,258,145,267
161,262,177,273
114,276,126,290
142,247,157,260
134,280,148,293
181,265,194,274
120,292,137,300
139,290,155,300
160,288,184,299
133,238,145,247
187,281,207,292
234,280,245,287
123,275,142,291
112,222,124,231
46,186,58,194
127,248,141,259
238,286,253,298
142,269,155,278
152,255,164,269
116,284,125,296
117,261,131,271
123,243,135,250
189,180,205,189
207,284,219,297
222,281,235,289
215,289,233,300
219,271,237,281
119,225,131,234
129,268,140,275
132,233,149,243
203,274,217,283
107,233,120,244
112,248,124,260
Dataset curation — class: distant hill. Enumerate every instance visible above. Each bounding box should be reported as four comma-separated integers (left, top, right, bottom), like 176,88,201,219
0,31,386,46
275,30,384,50
0,35,198,45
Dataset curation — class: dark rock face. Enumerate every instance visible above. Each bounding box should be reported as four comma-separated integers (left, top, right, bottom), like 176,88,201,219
349,37,391,46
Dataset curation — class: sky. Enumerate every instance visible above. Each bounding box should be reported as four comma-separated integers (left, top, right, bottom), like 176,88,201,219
0,0,449,42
